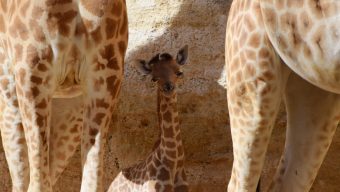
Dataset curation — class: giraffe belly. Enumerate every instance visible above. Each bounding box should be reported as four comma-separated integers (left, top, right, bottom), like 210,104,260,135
51,41,84,99
261,0,340,94
53,73,82,99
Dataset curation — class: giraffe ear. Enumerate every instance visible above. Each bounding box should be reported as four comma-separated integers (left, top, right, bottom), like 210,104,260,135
136,60,152,75
176,45,189,65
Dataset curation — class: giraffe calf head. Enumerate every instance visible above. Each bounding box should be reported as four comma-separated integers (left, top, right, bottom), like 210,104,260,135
137,45,189,95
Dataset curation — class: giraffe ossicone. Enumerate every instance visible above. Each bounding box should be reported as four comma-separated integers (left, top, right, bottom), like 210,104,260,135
108,45,189,192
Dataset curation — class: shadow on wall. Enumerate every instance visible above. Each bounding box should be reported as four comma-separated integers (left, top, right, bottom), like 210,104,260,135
106,1,340,192
0,1,234,192
106,0,233,191
125,0,230,66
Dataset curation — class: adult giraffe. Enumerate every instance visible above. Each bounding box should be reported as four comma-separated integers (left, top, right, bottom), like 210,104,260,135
0,0,128,192
226,0,340,191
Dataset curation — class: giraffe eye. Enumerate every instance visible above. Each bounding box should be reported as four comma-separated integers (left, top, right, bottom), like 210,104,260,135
151,77,159,82
176,72,183,77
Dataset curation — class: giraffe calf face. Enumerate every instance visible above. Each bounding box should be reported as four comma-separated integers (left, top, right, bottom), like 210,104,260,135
137,45,189,95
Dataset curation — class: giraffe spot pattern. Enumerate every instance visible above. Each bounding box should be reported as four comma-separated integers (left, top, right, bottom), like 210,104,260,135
108,49,188,192
0,0,129,191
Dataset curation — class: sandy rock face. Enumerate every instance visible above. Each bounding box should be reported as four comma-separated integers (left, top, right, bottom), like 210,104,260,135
0,0,339,191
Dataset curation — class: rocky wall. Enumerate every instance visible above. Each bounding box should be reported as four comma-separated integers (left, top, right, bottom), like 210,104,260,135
1,0,339,191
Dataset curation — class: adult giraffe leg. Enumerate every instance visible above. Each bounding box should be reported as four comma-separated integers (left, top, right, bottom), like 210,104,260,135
268,74,340,192
78,1,128,190
226,41,289,192
14,46,55,192
80,46,125,192
0,73,29,192
49,96,83,185
226,1,290,190
226,2,290,192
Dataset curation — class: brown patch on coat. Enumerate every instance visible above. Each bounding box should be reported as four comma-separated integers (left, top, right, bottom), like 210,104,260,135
157,167,170,180
45,0,72,6
29,19,46,42
26,45,40,67
47,10,78,37
106,76,121,97
112,1,123,17
0,15,5,33
93,112,105,125
119,12,128,35
163,111,172,122
32,6,44,19
106,18,118,39
10,17,29,40
90,26,102,43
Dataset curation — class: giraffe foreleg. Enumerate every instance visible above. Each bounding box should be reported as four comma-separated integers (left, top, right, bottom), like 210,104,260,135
14,49,55,192
174,168,188,192
0,74,29,192
268,74,340,192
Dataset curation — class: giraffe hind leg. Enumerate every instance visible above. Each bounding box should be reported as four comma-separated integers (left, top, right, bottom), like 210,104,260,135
80,48,125,192
49,96,83,186
225,0,291,190
268,73,340,192
226,16,290,192
80,69,122,192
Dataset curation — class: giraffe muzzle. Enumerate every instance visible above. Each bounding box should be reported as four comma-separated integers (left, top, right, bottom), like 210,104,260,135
163,82,175,92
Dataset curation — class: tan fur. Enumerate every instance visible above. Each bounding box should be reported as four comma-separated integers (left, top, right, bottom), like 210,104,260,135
226,0,340,191
0,1,128,191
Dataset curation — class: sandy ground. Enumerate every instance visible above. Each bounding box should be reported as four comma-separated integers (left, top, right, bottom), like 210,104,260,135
1,112,339,192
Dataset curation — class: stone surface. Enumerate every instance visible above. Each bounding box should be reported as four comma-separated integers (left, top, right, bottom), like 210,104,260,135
0,0,339,192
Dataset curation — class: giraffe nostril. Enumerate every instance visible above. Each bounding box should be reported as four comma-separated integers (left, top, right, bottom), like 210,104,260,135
163,82,174,92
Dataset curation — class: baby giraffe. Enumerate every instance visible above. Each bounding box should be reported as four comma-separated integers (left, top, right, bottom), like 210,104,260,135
108,45,189,192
